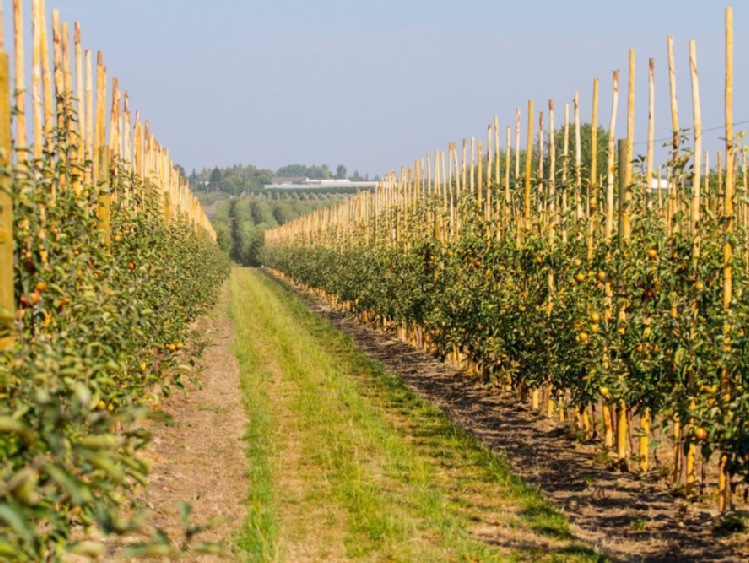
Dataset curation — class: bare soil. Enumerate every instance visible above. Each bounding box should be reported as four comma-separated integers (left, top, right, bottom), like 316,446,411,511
87,283,248,562
267,269,749,563
136,284,247,560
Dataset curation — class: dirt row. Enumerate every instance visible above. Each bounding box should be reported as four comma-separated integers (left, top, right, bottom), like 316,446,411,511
82,284,247,562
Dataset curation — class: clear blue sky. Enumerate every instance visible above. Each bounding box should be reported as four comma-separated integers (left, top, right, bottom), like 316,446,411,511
4,1,746,177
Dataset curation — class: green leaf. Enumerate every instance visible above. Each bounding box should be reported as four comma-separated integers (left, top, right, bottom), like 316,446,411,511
86,453,124,482
0,417,33,442
0,503,33,543
45,463,92,505
0,540,20,557
67,541,106,558
121,543,173,558
75,434,120,450
191,542,228,555
178,501,192,526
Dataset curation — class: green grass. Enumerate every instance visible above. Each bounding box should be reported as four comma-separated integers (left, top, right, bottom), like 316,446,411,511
229,267,603,562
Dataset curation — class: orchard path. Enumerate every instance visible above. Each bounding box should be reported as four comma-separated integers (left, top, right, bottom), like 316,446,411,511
125,267,748,562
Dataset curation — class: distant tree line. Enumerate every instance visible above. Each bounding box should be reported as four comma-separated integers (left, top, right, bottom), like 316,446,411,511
188,164,275,195
187,163,375,195
211,191,348,266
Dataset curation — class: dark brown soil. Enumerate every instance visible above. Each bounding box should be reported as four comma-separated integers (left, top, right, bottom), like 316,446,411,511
266,269,749,563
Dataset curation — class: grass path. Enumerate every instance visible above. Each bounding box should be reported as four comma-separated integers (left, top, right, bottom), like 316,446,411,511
229,267,600,562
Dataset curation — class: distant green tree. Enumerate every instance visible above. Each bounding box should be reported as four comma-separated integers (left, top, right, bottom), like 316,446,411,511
275,163,333,180
275,164,308,177
209,167,222,188
272,201,298,224
218,176,243,196
188,168,199,189
336,164,347,180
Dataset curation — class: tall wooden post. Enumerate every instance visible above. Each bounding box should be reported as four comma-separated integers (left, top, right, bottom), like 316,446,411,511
687,38,702,495
0,52,13,351
95,52,109,246
524,100,533,231
13,0,25,150
617,138,629,464
720,6,734,512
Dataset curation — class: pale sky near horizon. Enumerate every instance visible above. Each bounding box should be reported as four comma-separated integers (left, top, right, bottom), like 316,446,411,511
3,1,746,178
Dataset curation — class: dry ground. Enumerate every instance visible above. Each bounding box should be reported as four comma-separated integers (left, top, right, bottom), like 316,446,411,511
78,283,248,562
136,283,247,560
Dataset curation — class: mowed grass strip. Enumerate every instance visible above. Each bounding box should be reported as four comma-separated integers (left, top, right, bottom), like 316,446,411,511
230,267,601,562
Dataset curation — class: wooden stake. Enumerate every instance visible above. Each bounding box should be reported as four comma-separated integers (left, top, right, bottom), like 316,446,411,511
515,107,521,181
0,52,13,351
538,110,544,225
62,22,72,122
32,0,42,158
624,50,635,240
504,125,511,224
574,92,582,220
548,100,556,248
85,49,92,168
646,58,655,202
562,103,570,230
524,100,533,231
667,36,681,226
590,78,599,213
470,136,475,199
75,23,83,146
461,139,467,197
39,0,52,140
477,140,483,210
494,115,500,187
95,52,110,246
13,0,25,149
51,10,64,129
686,39,702,494
720,6,734,512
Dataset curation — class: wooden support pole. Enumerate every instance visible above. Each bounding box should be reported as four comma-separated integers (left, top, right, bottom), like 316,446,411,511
32,0,42,159
85,50,92,166
524,100,533,231
667,36,681,229
95,52,110,246
13,0,25,150
515,107,521,181
590,78,599,213
687,38,702,495
720,6,734,512
646,58,655,203
39,0,52,142
0,53,13,350
75,22,83,146
587,80,599,263
477,140,483,210
547,99,556,418
574,92,582,220
494,115,500,188
504,125,511,225
617,138,629,464
562,103,570,231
